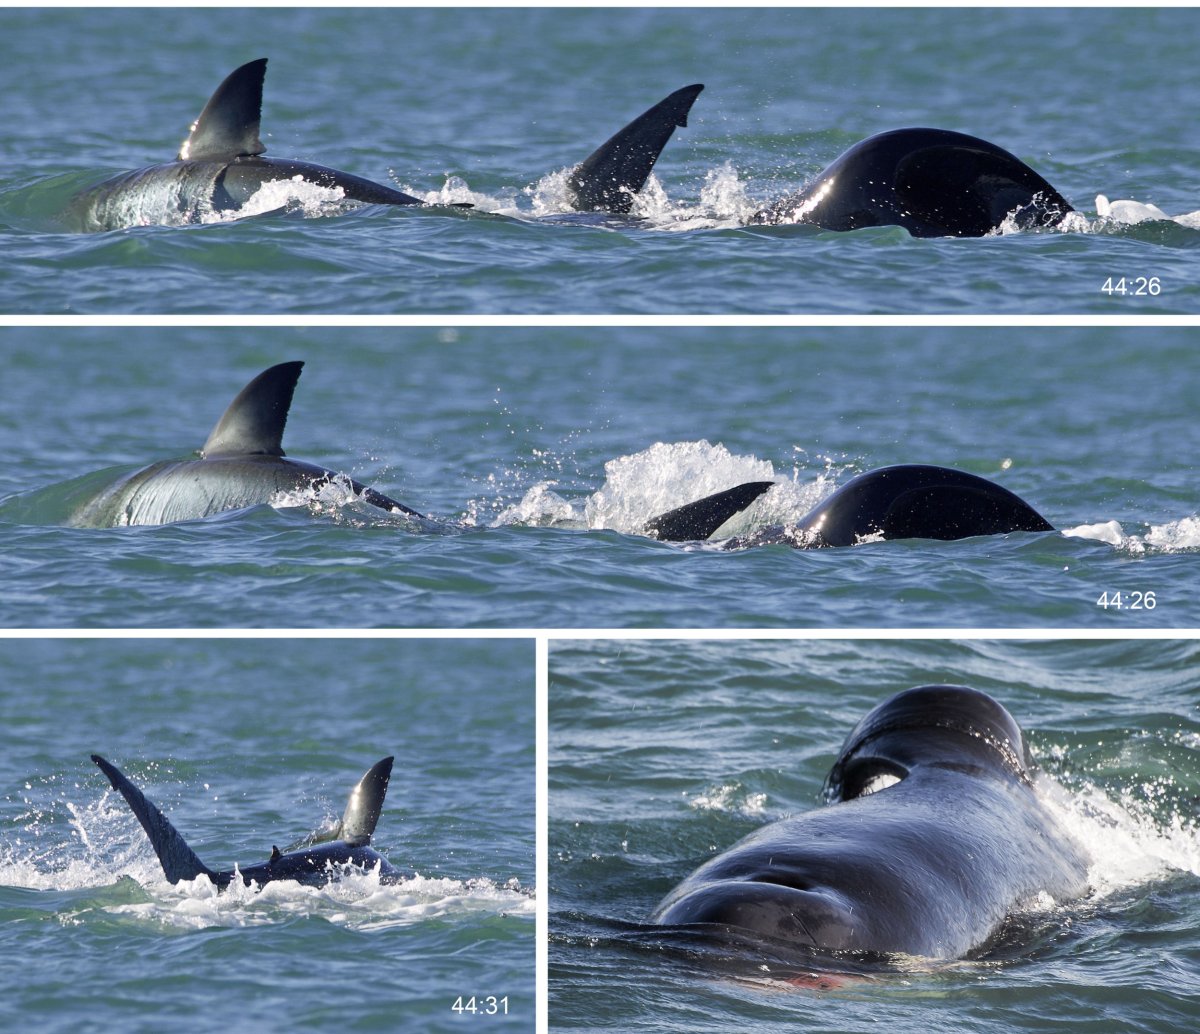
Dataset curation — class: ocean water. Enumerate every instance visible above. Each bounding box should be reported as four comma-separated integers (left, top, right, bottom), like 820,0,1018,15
0,637,535,1034
0,6,1197,314
2,326,1197,629
548,638,1200,1033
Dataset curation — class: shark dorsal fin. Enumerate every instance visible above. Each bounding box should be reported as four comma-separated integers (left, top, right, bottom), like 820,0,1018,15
201,361,303,459
567,84,704,213
338,757,394,847
178,58,269,161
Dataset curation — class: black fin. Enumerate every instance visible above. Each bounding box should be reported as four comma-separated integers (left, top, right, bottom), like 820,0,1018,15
91,755,216,885
178,58,268,161
645,481,775,542
567,84,704,213
201,361,303,458
270,845,282,863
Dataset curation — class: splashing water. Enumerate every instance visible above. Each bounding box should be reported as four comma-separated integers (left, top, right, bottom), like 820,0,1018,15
1061,517,1200,554
200,177,352,225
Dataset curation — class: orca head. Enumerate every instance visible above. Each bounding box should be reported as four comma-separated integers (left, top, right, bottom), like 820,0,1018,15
824,685,1032,802
178,58,268,161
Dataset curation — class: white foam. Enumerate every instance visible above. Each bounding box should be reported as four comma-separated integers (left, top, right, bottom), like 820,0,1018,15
201,177,351,224
1061,516,1200,554
584,440,778,535
685,784,768,817
1036,769,1200,899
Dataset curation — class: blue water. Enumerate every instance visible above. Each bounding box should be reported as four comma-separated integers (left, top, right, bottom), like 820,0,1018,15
549,638,1200,1033
0,637,534,1034
1,327,1197,629
1,7,1197,314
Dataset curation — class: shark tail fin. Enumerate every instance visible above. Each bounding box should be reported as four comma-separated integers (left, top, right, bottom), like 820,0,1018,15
178,58,268,161
201,360,303,459
567,84,704,213
337,756,394,847
645,481,775,542
285,756,395,852
91,755,216,885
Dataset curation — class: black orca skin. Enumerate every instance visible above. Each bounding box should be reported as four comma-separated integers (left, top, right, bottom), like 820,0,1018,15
646,464,1053,547
752,127,1074,237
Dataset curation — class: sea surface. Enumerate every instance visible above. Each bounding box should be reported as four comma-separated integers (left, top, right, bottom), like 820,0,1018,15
2,327,1198,629
0,637,535,1034
0,7,1197,315
548,638,1200,1034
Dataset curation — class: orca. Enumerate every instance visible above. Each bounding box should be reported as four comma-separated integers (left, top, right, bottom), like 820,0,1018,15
67,360,422,527
645,464,1053,546
566,84,704,213
65,58,465,232
653,686,1090,960
751,127,1074,237
92,754,406,888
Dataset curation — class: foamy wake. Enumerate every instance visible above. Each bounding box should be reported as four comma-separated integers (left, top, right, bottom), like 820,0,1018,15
492,440,835,537
1061,517,1200,554
1094,194,1200,230
200,177,352,224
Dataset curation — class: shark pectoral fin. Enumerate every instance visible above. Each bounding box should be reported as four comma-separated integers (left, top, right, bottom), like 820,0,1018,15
91,755,215,885
567,83,704,213
178,58,269,161
645,481,775,542
339,757,394,847
201,361,303,458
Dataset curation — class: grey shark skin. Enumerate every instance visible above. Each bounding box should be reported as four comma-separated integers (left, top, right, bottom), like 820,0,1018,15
752,127,1074,237
92,754,406,888
566,84,704,213
68,360,421,527
647,465,1053,546
65,59,457,232
653,686,1090,960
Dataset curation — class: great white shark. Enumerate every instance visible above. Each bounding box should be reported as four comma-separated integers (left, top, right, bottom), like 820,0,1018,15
93,754,405,887
63,56,703,230
653,686,1090,960
644,464,1053,546
64,58,467,232
67,360,422,527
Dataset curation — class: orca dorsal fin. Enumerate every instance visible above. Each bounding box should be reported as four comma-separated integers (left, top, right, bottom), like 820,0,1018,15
178,58,268,161
338,757,394,847
91,755,217,885
645,481,775,542
567,83,704,213
201,361,303,459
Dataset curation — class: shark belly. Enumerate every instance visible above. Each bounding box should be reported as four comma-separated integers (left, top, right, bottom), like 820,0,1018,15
65,161,229,232
68,456,339,527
